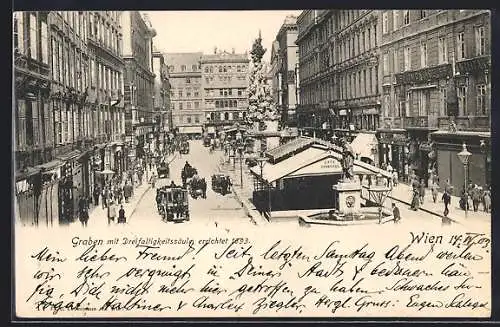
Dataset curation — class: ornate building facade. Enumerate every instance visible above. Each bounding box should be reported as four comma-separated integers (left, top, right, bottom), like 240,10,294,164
164,52,204,137
122,11,156,159
152,48,172,149
201,49,250,133
378,9,491,190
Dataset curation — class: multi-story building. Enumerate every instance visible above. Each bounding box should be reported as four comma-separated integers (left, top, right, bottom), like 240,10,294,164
296,10,381,144
377,9,491,191
86,11,126,199
296,10,330,139
122,11,156,159
271,15,300,128
152,47,171,150
14,11,54,226
201,48,250,134
164,52,204,137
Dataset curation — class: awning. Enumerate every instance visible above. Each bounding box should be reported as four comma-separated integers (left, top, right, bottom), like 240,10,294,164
56,150,82,162
36,159,63,173
178,126,203,134
15,167,41,182
350,133,378,161
408,84,438,91
250,146,388,183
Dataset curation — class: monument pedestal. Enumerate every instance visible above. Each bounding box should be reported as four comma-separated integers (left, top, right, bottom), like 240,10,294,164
332,180,362,217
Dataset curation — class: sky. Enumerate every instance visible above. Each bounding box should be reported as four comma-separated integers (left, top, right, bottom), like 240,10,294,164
143,11,302,63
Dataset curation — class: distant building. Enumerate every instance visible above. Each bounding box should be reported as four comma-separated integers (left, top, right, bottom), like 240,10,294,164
201,48,250,134
271,15,299,128
164,52,204,137
152,47,171,148
122,11,156,159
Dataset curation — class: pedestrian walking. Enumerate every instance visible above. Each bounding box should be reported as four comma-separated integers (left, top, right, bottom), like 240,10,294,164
472,185,481,212
442,190,451,213
150,173,157,189
442,207,452,226
431,181,439,203
93,184,100,206
78,196,89,227
108,200,117,225
102,187,108,209
404,163,409,183
392,171,399,187
419,179,426,204
123,182,133,203
483,188,491,213
392,203,401,223
444,178,453,196
410,186,420,211
118,205,126,224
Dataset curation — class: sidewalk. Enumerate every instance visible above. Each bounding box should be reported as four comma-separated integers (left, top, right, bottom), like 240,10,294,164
216,153,268,226
388,182,491,229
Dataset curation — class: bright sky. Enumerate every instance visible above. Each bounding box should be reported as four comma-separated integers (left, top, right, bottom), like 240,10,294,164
143,10,302,63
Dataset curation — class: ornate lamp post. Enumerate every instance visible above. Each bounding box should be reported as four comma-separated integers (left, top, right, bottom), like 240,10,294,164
238,145,244,187
256,154,270,218
457,142,472,218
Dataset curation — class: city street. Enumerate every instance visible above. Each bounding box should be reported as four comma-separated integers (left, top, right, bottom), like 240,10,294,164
125,140,250,229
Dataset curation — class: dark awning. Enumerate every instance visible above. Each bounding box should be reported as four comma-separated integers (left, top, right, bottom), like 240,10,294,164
15,167,41,182
56,150,81,162
36,159,63,173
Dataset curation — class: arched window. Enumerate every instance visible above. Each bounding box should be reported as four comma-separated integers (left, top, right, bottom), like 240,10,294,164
215,100,219,108
224,112,229,120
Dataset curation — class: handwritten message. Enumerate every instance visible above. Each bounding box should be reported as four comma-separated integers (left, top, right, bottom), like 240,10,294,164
15,227,491,318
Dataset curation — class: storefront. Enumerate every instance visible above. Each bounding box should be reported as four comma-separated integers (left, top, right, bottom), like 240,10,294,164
56,150,81,224
376,128,410,181
406,128,438,186
36,159,62,227
431,131,491,197
14,167,41,226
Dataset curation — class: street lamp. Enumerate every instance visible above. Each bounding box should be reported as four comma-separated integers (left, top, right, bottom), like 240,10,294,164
457,142,472,218
312,113,316,139
256,154,270,218
238,145,244,188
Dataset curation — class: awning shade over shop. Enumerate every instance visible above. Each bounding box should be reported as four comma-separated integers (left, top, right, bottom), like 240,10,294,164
178,126,203,134
250,147,378,183
350,133,378,161
36,159,63,173
56,150,82,161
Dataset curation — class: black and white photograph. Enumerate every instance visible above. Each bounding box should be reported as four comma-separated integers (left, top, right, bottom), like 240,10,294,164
12,9,491,320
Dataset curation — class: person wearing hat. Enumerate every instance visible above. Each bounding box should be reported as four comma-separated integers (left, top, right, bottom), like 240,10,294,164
108,200,117,225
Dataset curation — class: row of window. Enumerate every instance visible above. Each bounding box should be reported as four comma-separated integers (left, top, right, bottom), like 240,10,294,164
50,36,90,93
382,26,486,76
168,64,201,73
13,12,49,64
339,65,379,100
175,115,201,124
204,88,246,97
384,84,488,119
214,99,239,108
15,99,51,149
203,64,248,74
204,75,247,84
207,111,247,121
172,88,200,98
337,23,377,64
87,12,122,56
171,101,200,110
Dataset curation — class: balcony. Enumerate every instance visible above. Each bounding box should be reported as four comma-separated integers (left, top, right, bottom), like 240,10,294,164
395,64,452,85
455,56,491,75
438,116,490,132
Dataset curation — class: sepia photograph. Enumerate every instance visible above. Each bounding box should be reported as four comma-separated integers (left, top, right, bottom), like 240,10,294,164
12,9,492,320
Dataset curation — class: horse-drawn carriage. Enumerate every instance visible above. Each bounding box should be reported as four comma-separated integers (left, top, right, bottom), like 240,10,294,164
181,164,198,187
157,187,189,222
157,161,170,178
188,176,207,199
180,141,190,154
211,174,232,195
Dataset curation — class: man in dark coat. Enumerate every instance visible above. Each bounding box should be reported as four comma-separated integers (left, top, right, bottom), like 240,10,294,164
392,203,401,223
118,205,126,224
93,185,100,206
442,190,451,213
78,196,89,227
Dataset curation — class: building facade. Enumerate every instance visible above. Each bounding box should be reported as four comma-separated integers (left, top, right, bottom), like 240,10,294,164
14,11,127,226
122,11,156,159
164,52,203,136
378,9,491,190
152,48,172,149
86,11,126,202
296,10,381,141
201,49,250,134
271,15,300,128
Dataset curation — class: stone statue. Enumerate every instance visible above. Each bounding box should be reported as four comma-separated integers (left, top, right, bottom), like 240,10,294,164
341,139,355,182
250,30,266,64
